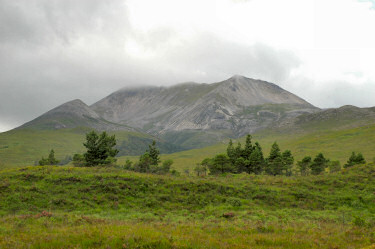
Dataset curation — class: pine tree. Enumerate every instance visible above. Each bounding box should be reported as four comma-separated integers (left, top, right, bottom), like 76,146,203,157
83,131,119,166
266,142,283,175
209,154,233,174
282,150,294,176
138,152,152,173
344,152,366,168
39,149,59,166
243,134,254,160
248,146,264,174
355,153,366,164
47,149,59,165
147,140,160,166
235,157,247,173
227,139,236,164
310,153,329,175
234,142,242,161
297,156,312,176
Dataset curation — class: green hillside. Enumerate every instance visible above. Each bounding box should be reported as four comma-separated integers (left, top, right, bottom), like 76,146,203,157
0,128,181,168
117,123,375,172
2,105,375,172
0,164,374,248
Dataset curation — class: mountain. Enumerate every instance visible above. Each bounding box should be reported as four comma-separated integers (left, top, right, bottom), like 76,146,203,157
2,75,375,168
91,75,319,148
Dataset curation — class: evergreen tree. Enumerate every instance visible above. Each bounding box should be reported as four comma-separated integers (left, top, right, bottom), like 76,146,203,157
137,152,152,173
355,153,366,164
48,149,59,165
72,154,85,167
243,134,254,160
226,139,236,164
39,149,59,166
83,131,119,166
147,140,160,166
266,142,283,175
297,156,311,176
282,150,294,176
234,142,242,161
234,157,247,173
248,146,264,174
208,154,233,175
344,152,366,168
310,153,329,175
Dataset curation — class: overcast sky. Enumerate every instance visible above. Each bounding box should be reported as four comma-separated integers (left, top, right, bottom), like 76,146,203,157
1,0,375,132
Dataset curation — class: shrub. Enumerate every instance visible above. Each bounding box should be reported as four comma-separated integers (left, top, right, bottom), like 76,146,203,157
72,154,85,167
329,160,341,173
39,149,59,166
344,152,366,168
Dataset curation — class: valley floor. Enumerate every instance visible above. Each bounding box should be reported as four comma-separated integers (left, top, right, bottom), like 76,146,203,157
0,165,375,248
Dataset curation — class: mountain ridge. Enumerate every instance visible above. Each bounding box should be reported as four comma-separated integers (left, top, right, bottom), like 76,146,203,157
13,75,321,149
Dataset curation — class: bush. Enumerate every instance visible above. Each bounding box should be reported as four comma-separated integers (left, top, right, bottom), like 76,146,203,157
353,216,366,227
39,149,59,166
329,160,341,173
72,154,85,167
227,197,242,207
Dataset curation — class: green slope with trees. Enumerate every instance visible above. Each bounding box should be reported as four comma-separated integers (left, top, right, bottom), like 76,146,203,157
0,128,181,168
116,123,375,173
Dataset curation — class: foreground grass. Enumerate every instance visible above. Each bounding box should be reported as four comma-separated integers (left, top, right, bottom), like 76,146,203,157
0,164,375,248
1,214,374,248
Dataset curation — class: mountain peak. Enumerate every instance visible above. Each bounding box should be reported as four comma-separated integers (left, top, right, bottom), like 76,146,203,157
45,99,99,118
17,99,134,131
229,74,246,80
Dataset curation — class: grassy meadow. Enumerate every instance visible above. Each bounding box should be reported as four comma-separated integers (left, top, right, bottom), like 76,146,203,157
0,164,375,248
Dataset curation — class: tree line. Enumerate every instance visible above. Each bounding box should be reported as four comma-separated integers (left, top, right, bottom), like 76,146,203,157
37,131,367,176
194,135,367,176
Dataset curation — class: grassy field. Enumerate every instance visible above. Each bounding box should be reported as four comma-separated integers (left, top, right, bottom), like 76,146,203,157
0,164,375,248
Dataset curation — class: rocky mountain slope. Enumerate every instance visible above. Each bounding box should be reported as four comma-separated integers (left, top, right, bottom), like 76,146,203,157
91,75,319,148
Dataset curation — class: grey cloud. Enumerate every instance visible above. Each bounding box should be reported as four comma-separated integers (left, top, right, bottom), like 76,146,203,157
0,0,129,46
